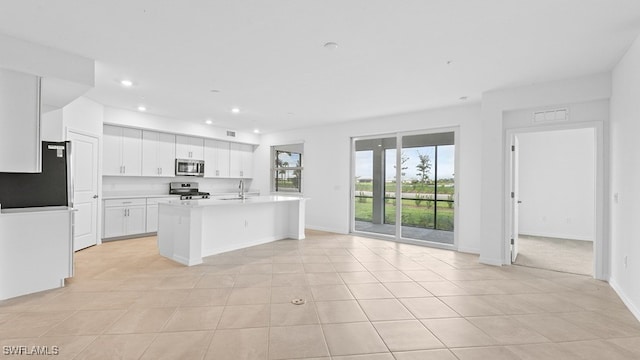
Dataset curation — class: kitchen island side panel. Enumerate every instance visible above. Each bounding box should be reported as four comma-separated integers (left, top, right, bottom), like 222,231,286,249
201,201,293,257
157,197,306,265
157,205,203,266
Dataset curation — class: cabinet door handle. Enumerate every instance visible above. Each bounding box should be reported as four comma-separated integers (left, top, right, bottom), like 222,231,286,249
216,170,219,176
240,170,243,177
123,165,126,174
160,168,162,175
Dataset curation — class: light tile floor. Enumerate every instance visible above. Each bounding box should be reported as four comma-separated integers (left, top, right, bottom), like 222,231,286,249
1,230,639,359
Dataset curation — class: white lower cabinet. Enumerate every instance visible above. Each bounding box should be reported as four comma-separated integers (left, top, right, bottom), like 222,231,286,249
103,198,147,239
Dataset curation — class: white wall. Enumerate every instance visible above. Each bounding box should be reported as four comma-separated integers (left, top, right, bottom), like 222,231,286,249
516,128,595,241
103,107,260,145
63,97,104,136
480,73,611,266
256,104,483,254
41,108,64,141
610,34,640,320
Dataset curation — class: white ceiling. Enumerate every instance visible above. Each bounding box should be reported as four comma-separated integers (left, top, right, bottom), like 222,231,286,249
1,0,639,134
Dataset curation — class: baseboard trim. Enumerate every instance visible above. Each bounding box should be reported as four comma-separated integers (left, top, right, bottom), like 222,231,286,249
457,246,480,255
479,256,504,266
609,278,640,322
306,225,348,234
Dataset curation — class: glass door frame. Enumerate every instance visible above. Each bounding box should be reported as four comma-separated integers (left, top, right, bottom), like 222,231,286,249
350,126,460,250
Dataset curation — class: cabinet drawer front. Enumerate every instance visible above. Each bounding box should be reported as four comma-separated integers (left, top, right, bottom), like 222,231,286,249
146,197,178,205
104,198,147,207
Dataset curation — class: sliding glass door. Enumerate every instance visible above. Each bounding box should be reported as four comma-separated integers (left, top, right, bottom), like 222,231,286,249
352,130,456,246
353,137,397,236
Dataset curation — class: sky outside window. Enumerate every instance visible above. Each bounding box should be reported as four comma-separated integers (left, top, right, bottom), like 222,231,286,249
356,146,454,181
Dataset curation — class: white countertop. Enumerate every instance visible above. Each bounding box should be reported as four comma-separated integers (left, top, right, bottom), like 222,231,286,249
102,194,181,200
162,195,305,208
102,192,260,200
0,206,74,215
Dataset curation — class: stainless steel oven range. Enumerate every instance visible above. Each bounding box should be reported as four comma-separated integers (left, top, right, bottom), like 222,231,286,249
169,182,210,200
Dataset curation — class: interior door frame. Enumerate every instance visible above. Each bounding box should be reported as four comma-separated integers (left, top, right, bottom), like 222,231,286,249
350,126,460,251
503,121,606,279
66,127,103,247
510,136,520,263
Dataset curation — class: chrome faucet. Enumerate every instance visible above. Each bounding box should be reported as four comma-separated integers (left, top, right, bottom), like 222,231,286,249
238,179,245,199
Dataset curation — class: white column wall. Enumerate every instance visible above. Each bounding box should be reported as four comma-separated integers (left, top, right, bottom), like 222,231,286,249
479,73,611,266
255,104,483,254
610,34,640,320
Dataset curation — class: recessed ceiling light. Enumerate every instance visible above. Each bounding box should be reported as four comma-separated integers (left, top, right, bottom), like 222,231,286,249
253,129,260,134
137,105,146,112
205,120,213,125
324,42,339,50
231,107,240,114
121,79,133,87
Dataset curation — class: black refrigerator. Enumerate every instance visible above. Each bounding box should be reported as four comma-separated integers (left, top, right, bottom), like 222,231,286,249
0,141,73,209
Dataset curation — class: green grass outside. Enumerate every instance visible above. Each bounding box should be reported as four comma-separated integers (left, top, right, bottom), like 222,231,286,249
355,197,454,231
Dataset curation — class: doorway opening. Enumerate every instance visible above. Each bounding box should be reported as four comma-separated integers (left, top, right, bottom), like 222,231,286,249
352,130,457,247
509,128,596,275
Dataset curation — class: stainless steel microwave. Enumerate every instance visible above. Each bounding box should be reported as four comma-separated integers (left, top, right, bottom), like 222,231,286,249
175,159,204,177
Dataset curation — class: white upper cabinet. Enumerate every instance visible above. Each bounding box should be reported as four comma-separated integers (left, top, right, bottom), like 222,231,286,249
103,125,142,176
0,68,41,173
229,143,254,178
176,135,204,160
142,130,175,177
204,139,230,178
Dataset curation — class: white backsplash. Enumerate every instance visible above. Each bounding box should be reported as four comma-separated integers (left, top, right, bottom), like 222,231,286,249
103,176,253,197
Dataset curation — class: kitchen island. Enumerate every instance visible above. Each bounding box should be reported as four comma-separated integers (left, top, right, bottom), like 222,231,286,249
157,195,306,266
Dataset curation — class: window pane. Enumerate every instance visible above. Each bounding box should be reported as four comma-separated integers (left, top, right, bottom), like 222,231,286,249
353,137,396,237
400,133,454,244
275,169,301,192
276,151,301,167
